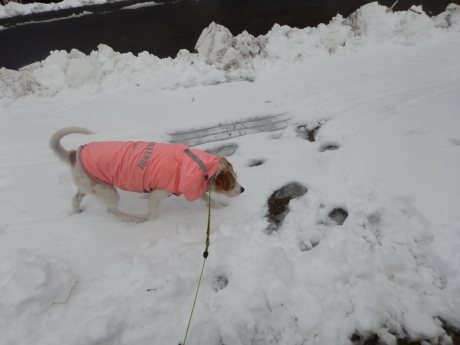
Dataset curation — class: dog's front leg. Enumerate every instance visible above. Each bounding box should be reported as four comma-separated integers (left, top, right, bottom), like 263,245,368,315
200,193,224,209
147,190,172,221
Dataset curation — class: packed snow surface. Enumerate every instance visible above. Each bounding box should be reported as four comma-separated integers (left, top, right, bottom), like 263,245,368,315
1,3,460,344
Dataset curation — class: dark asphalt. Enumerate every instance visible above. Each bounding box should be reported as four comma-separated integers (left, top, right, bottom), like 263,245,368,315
0,0,452,70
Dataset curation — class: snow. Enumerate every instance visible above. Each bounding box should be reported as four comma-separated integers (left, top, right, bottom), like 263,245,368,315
121,1,158,10
0,2,460,344
0,0,136,19
2,3,460,99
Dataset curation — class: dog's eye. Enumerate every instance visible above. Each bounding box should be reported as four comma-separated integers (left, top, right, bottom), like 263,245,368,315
231,185,235,189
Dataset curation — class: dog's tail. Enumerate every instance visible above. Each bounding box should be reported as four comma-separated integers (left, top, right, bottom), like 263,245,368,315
50,127,93,165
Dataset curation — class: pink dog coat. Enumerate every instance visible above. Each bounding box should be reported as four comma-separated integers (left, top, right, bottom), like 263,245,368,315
79,142,221,201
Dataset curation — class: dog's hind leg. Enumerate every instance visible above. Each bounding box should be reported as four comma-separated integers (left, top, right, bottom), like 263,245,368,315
72,189,86,213
72,161,142,222
76,182,141,223
90,183,143,223
107,207,144,223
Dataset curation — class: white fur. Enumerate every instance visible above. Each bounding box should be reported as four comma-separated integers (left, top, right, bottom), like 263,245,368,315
50,127,243,223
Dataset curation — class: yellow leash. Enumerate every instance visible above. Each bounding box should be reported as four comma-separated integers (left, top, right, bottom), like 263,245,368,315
182,190,212,345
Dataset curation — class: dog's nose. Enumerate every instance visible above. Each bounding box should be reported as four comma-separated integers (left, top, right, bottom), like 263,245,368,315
240,187,245,193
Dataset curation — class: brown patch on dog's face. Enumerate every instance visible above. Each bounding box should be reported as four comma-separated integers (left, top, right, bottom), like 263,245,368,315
210,157,244,197
214,171,236,193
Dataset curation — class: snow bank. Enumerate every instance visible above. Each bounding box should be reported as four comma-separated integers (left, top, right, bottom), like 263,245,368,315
433,3,460,29
1,2,459,99
0,0,132,19
0,249,76,344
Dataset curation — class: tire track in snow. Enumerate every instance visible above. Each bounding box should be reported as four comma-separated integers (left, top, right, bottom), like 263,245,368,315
168,113,291,147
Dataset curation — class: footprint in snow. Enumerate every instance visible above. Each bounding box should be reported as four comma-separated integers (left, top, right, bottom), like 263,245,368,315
295,124,321,142
248,159,265,167
319,143,340,152
212,274,229,292
295,120,327,142
317,207,349,227
328,208,348,225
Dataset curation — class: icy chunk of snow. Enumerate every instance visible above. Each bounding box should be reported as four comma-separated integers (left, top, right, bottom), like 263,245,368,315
403,312,443,340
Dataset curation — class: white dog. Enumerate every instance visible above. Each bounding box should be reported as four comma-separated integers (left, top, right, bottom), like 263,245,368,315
50,127,244,222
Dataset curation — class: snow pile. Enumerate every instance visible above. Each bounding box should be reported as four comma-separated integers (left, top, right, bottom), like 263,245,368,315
195,21,266,73
1,2,460,99
346,4,436,45
0,249,76,344
0,44,253,98
434,3,460,29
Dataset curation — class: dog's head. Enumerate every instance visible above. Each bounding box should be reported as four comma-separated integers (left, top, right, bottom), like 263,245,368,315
210,157,244,197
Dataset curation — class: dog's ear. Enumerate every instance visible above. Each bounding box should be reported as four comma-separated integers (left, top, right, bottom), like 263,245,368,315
215,171,235,192
220,157,233,170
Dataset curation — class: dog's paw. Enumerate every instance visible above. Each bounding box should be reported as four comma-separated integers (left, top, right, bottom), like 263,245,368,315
210,202,225,209
137,215,149,223
68,210,81,217
107,207,145,223
122,215,145,224
146,213,158,221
